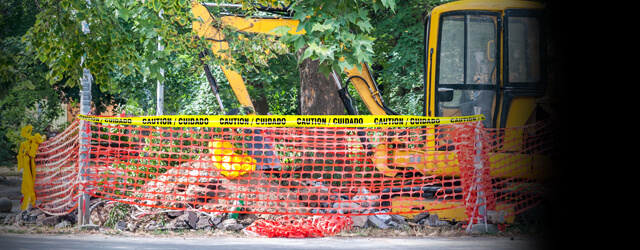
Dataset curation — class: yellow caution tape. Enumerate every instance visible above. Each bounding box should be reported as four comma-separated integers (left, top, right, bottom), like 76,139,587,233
78,114,485,127
17,125,45,210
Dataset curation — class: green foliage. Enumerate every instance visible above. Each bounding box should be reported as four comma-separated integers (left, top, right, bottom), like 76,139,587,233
19,0,434,118
103,202,131,228
0,0,38,38
0,0,66,158
277,0,397,76
24,0,199,90
0,38,64,135
368,0,443,116
8,0,450,131
20,0,296,116
244,52,300,115
0,15,123,158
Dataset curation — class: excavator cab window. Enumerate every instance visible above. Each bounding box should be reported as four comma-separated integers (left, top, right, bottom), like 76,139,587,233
435,11,499,128
504,9,544,88
430,8,546,129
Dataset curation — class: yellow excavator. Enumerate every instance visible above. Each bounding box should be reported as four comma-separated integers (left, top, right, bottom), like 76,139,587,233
192,0,555,223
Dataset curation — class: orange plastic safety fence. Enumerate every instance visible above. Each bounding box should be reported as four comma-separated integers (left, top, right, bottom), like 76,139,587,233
31,116,557,225
33,119,80,215
244,216,353,238
78,117,555,221
484,118,557,222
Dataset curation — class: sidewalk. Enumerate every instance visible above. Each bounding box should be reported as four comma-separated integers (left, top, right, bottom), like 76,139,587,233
0,233,546,250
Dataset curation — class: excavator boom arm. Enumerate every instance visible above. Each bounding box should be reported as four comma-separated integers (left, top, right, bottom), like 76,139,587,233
191,2,393,115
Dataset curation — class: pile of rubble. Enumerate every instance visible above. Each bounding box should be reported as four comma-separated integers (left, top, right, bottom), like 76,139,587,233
350,211,452,229
109,210,248,232
88,200,260,232
1,206,76,229
92,205,453,234
1,199,454,235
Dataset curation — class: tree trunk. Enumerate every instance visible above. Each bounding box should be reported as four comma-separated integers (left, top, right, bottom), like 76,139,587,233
250,81,270,115
296,47,344,115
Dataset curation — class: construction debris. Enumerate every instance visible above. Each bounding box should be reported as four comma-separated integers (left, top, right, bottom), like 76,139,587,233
1,192,457,235
0,172,457,234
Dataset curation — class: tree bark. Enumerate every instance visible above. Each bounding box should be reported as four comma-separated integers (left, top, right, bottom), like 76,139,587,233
250,81,270,115
296,46,344,115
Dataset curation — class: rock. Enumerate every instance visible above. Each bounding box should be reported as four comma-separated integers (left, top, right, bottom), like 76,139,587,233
127,222,138,231
435,220,450,227
427,213,439,226
390,214,408,228
387,221,398,228
36,214,61,227
426,213,450,227
196,214,212,230
165,219,188,230
0,197,11,213
187,211,197,229
30,209,44,217
167,210,184,218
35,214,46,226
176,212,189,221
146,221,160,231
218,219,244,231
351,215,368,228
115,220,127,231
412,212,429,223
210,215,223,227
237,213,259,225
55,220,70,229
374,214,391,223
13,210,25,225
169,213,191,229
367,215,389,229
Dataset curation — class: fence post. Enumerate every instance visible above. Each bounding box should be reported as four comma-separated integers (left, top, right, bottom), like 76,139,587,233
77,19,94,228
463,119,492,233
156,10,164,116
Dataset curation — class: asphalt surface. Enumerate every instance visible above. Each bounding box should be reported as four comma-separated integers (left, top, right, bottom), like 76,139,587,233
0,233,548,250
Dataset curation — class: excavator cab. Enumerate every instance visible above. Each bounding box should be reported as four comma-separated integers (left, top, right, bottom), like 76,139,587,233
424,0,547,129
388,0,552,222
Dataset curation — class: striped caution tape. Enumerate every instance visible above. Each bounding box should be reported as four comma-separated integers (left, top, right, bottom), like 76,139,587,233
77,114,484,127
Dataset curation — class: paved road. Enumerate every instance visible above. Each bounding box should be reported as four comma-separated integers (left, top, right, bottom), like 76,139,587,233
0,233,548,250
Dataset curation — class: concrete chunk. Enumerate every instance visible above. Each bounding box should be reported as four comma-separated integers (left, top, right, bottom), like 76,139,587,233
374,214,391,223
412,212,429,223
196,214,212,230
55,220,69,229
115,220,126,231
219,219,244,231
367,215,389,229
187,211,197,229
351,215,368,228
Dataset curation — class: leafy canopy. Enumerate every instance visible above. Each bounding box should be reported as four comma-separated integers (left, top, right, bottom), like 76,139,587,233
278,0,396,75
24,0,397,90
